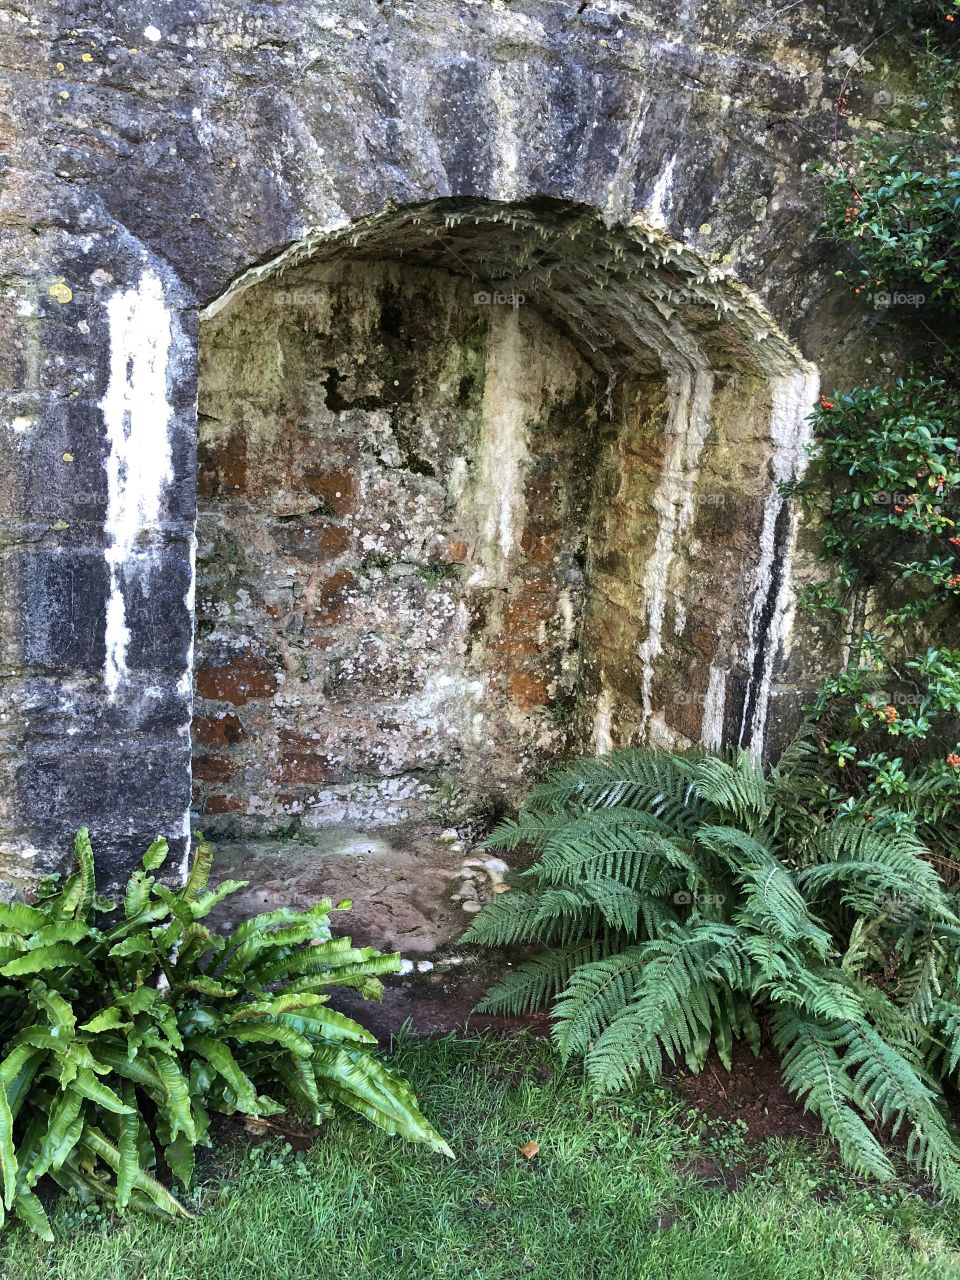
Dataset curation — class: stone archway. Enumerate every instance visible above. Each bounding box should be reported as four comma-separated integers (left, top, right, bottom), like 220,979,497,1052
190,198,816,947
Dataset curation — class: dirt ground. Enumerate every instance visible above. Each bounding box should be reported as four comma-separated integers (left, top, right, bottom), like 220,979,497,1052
333,970,821,1147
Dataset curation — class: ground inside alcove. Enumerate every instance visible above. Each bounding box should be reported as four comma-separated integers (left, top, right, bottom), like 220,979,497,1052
205,827,826,1151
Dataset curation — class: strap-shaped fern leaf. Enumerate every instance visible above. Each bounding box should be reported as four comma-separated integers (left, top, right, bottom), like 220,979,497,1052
72,828,97,922
312,1045,453,1155
0,829,447,1237
188,1036,257,1113
0,1086,16,1209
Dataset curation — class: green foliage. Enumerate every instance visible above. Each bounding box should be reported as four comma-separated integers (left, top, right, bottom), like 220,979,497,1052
3,1035,959,1280
465,745,960,1198
783,378,960,621
822,8,960,310
823,144,960,309
787,636,960,854
785,14,960,841
0,829,449,1238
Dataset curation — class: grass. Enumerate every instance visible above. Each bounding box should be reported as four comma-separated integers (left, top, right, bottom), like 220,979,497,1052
3,1034,960,1280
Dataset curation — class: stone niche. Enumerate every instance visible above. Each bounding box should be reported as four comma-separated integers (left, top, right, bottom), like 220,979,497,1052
192,201,816,948
196,257,605,831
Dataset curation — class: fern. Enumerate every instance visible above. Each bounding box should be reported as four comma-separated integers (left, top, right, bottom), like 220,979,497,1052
466,742,960,1200
0,830,450,1238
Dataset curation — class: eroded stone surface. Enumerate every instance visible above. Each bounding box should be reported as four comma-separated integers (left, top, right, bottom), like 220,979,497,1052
194,257,603,831
191,203,815,848
0,0,911,892
207,825,480,954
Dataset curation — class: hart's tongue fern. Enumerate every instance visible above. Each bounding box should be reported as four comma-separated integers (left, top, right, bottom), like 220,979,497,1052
0,829,449,1240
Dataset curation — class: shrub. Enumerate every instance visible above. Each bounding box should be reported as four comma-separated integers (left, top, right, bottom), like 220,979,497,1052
464,745,960,1198
783,377,960,625
0,830,450,1239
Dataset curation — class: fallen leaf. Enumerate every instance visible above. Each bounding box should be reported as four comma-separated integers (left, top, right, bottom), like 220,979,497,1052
519,1141,540,1159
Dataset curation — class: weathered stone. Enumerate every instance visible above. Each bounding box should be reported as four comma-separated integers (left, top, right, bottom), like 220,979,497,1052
206,824,468,954
0,0,907,922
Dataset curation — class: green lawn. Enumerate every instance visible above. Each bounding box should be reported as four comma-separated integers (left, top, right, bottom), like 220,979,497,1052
2,1034,959,1280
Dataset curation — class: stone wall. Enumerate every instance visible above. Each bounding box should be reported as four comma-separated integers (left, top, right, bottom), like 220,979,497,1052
194,256,605,831
0,0,902,889
191,200,815,843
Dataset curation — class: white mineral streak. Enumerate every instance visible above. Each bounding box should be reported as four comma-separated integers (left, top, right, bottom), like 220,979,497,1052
605,92,647,223
593,687,614,755
100,270,174,700
180,529,198,880
474,307,530,580
647,154,678,230
700,664,727,750
637,367,714,741
738,367,820,753
491,66,522,200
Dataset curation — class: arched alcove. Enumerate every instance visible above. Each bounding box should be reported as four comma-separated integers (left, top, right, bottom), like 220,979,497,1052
191,199,816,941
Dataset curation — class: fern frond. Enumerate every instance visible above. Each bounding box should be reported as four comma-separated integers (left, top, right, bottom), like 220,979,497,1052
582,924,743,1090
843,1021,960,1198
771,1010,896,1183
474,941,624,1016
799,824,952,919
688,753,771,829
699,826,833,955
535,808,698,893
523,749,707,836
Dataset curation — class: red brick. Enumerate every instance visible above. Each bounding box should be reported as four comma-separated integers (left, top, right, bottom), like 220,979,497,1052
521,526,560,565
303,466,356,515
278,522,350,561
509,671,551,708
278,751,340,785
192,753,238,783
277,733,339,785
312,570,355,626
198,434,247,497
202,793,246,815
194,660,279,705
495,584,553,658
192,713,245,747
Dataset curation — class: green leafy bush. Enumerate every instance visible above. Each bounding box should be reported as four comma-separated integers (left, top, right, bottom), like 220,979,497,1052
465,745,960,1198
822,8,960,311
794,635,960,857
0,830,449,1239
783,377,960,623
824,142,960,309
